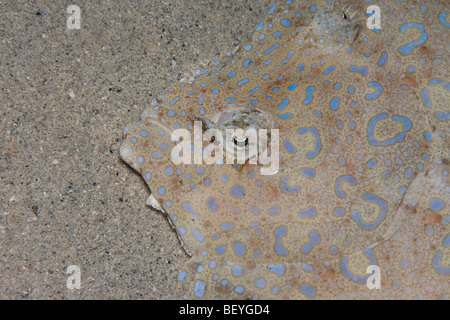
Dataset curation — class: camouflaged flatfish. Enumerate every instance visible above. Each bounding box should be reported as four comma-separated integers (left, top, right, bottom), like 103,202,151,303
120,0,449,299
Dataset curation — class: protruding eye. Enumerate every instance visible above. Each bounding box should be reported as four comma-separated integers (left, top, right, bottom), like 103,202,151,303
339,10,347,19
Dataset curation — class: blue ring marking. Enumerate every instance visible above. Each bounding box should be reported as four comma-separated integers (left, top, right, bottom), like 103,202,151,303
378,52,387,66
434,252,450,274
281,176,301,194
399,23,428,54
209,262,216,269
366,82,383,100
301,231,320,254
194,281,206,298
368,113,411,146
275,226,288,256
430,199,445,212
421,88,431,107
323,65,335,75
231,185,245,198
284,139,296,152
300,285,316,298
178,271,187,282
299,207,317,219
298,128,321,158
303,86,315,104
137,156,144,163
336,175,356,198
182,202,199,220
351,193,387,230
341,248,378,283
233,241,246,256
265,43,280,55
366,158,377,169
192,229,204,243
278,98,290,111
330,97,340,111
207,198,219,212
268,264,285,277
228,71,236,77
440,13,450,28
349,65,368,76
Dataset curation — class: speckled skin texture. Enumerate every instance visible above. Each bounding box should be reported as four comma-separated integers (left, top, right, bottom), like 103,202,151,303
120,0,449,299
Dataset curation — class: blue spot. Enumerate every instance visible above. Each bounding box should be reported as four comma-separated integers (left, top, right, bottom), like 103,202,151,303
265,43,280,55
378,52,387,66
278,98,290,111
192,229,205,243
130,137,137,143
231,185,244,198
281,18,291,27
207,198,219,212
182,202,199,220
269,205,281,216
268,264,285,277
288,84,298,91
273,31,282,38
275,226,288,256
282,50,295,64
349,65,368,76
243,59,251,67
297,63,305,72
300,285,316,298
268,4,276,14
178,271,187,282
334,208,345,217
140,130,148,137
232,265,243,277
216,245,226,255
235,286,244,294
421,88,431,107
256,20,264,31
323,65,335,75
212,89,219,94
244,44,252,51
228,71,236,77
366,158,377,169
254,278,266,289
222,174,228,183
284,139,296,152
157,187,165,195
430,199,445,212
145,172,151,181
399,23,428,54
299,207,317,219
137,156,144,164
301,231,320,254
330,97,340,111
220,222,234,231
248,86,261,95
233,242,246,256
194,281,206,298
435,112,450,120
352,193,387,230
336,175,356,198
299,168,315,179
303,86,315,104
169,98,179,107
298,128,321,158
237,78,248,86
